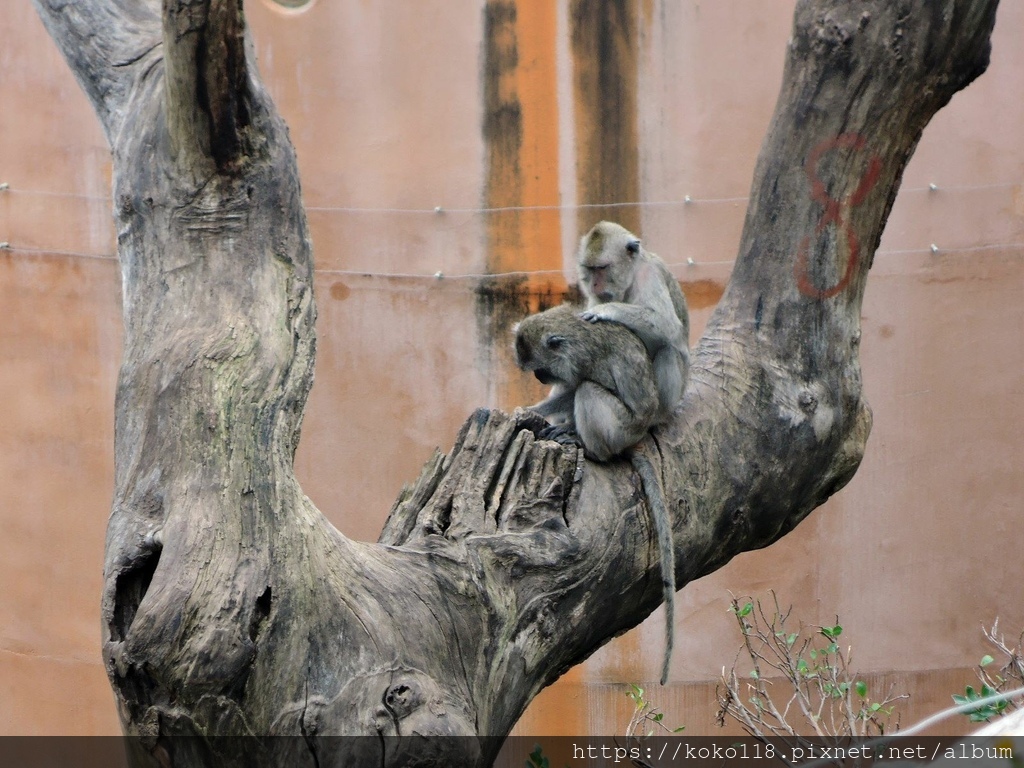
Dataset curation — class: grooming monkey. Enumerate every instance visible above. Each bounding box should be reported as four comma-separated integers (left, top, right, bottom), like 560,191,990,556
577,221,690,421
514,304,677,684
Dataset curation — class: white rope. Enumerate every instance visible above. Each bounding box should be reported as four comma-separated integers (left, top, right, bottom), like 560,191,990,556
3,180,1020,215
4,241,1020,280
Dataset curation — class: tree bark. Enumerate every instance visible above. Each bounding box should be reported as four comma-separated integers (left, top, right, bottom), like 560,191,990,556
32,0,999,765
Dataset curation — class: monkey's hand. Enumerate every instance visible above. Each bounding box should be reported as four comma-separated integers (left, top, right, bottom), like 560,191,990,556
531,409,571,427
538,423,583,449
579,307,617,324
580,303,653,331
580,303,682,356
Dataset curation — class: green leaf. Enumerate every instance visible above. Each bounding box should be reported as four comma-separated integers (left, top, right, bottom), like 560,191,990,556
980,655,995,667
821,625,842,639
870,702,882,712
526,744,549,768
653,712,664,722
856,681,868,698
738,602,754,617
787,633,797,647
826,643,839,654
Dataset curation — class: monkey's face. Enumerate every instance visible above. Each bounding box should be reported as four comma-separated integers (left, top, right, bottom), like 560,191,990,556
514,327,567,385
577,221,641,303
513,307,581,387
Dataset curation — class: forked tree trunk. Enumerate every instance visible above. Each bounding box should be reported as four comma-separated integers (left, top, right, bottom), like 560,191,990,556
32,0,998,765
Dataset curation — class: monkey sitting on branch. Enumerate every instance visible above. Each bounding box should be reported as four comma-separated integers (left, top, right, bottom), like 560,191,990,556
514,304,677,684
577,221,691,421
526,221,690,431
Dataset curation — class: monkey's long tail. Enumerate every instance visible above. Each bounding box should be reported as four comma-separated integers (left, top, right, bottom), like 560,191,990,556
631,450,676,686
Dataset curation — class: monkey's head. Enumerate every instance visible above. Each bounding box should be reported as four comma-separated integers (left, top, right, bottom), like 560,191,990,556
576,220,642,303
513,305,585,388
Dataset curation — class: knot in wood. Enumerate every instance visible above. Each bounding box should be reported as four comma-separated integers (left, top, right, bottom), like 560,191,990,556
384,681,423,719
798,390,819,414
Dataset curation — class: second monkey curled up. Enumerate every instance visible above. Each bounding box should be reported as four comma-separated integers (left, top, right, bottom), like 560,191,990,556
513,221,690,684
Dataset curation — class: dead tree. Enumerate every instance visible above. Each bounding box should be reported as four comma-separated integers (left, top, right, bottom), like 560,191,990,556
32,0,999,765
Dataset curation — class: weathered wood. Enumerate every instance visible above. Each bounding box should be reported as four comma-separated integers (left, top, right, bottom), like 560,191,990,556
32,0,999,765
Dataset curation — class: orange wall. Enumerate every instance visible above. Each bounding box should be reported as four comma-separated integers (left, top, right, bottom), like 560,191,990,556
1,0,1022,736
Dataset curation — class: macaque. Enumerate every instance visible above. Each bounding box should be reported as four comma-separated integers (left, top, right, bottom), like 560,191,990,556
577,221,690,422
515,304,677,683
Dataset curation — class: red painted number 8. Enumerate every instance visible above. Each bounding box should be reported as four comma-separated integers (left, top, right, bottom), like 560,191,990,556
794,134,882,299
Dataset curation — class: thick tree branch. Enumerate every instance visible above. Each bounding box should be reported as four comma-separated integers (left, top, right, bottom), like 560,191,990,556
31,0,160,141
163,0,253,172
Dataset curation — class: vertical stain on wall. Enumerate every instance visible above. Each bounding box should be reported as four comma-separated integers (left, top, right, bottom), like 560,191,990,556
483,2,523,227
571,0,641,236
478,0,646,733
480,1,566,408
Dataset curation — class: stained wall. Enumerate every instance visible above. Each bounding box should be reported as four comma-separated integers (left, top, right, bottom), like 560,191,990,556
1,0,1021,736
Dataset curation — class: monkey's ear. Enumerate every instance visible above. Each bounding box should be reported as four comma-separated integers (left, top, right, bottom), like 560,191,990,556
544,335,565,350
626,239,641,255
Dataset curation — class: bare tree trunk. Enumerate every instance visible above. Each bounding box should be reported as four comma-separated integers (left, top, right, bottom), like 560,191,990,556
32,0,998,765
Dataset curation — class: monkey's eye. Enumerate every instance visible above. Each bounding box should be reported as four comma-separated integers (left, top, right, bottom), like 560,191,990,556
587,264,607,273
626,239,640,254
545,335,565,350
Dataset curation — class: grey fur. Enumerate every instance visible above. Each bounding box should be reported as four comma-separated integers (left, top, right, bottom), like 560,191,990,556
577,221,690,422
514,304,676,683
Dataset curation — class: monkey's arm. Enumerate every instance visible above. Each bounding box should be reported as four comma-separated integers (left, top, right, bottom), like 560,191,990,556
580,302,685,357
605,353,660,431
661,270,692,341
651,347,688,421
528,383,575,424
573,381,652,462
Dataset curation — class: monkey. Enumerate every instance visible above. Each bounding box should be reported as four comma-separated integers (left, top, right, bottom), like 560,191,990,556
515,305,658,460
529,222,689,427
576,221,690,423
514,304,677,684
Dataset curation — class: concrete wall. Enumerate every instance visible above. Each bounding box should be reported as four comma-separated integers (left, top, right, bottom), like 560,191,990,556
1,0,1021,737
